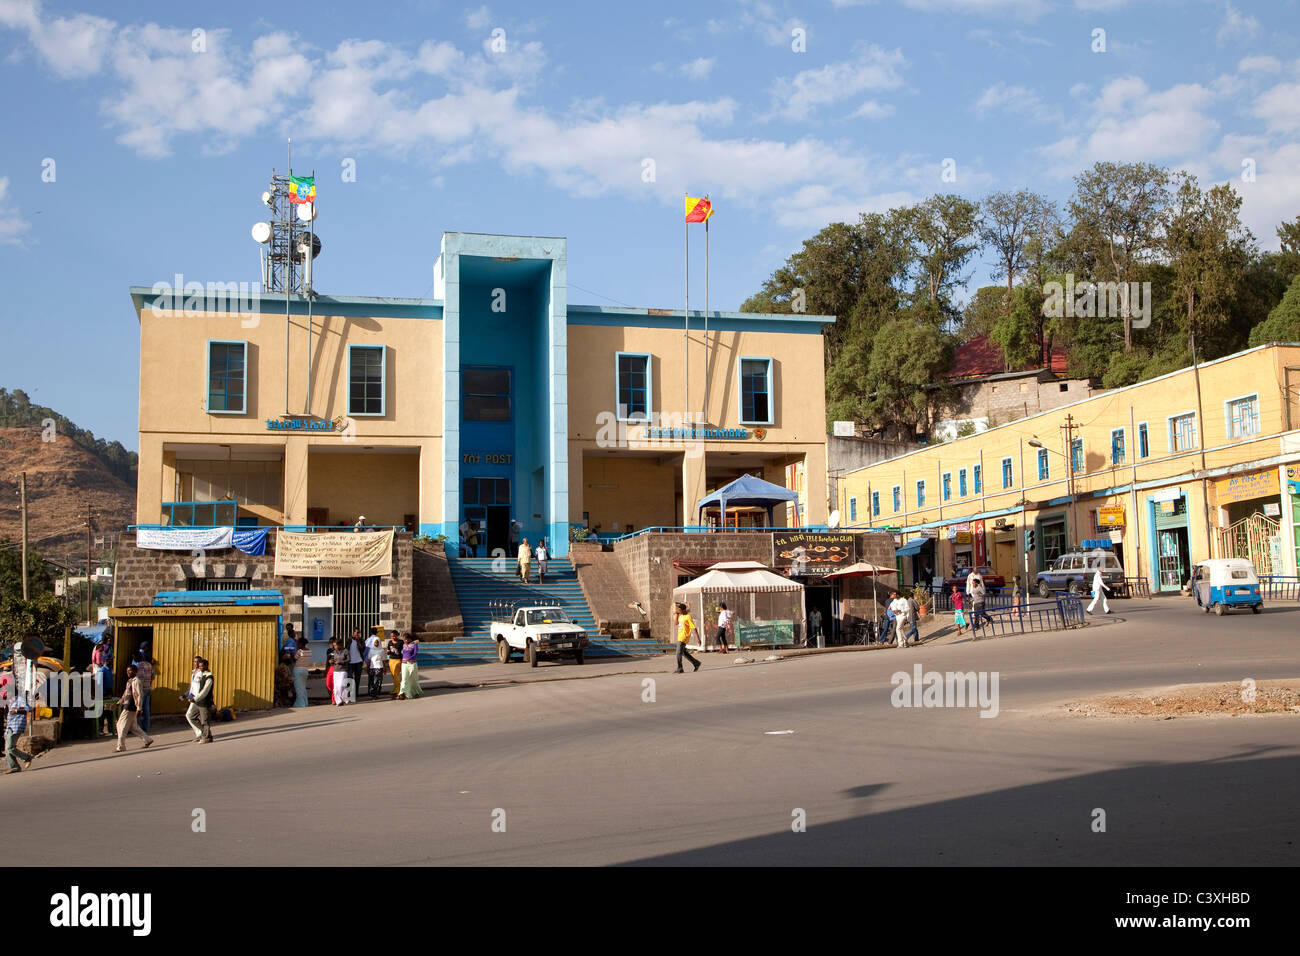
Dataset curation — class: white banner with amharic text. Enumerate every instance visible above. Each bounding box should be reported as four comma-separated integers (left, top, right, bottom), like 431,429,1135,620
273,530,394,578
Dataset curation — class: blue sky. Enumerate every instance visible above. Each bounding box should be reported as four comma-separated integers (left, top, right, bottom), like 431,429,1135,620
1,0,1297,451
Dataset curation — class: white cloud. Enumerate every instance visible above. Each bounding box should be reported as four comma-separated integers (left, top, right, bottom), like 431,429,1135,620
769,44,905,121
902,0,1050,18
0,0,112,76
974,82,1054,122
1217,2,1259,42
853,99,895,120
1252,81,1300,132
464,6,492,31
679,57,715,80
0,176,31,245
1238,54,1281,73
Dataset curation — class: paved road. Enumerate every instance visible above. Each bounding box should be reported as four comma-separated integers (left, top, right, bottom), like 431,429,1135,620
5,595,1297,866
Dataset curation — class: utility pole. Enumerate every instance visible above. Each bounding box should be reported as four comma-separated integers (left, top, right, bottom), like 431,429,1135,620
85,504,94,626
19,471,28,600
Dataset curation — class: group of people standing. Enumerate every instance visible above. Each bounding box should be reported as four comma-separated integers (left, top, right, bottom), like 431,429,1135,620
281,626,423,706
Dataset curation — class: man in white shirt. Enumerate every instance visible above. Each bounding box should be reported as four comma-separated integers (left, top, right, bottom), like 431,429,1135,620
715,602,735,654
535,539,549,582
887,592,911,647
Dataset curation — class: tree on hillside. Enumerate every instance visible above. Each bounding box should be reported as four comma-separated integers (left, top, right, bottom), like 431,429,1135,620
899,194,981,314
0,388,139,487
989,285,1043,373
0,593,77,648
1163,174,1255,362
980,190,1057,301
1067,161,1172,351
959,286,1009,346
0,541,54,601
861,305,954,438
1248,273,1300,346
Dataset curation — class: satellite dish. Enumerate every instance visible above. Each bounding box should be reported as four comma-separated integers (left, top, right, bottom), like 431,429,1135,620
293,233,322,260
296,201,316,222
261,191,272,207
828,509,841,529
251,221,272,244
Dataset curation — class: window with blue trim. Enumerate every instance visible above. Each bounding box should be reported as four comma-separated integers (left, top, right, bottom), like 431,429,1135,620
1226,395,1258,439
616,353,651,421
1037,449,1049,480
1070,438,1084,474
1001,457,1013,489
1138,422,1149,458
871,491,880,517
892,485,901,512
916,480,926,508
207,342,246,413
959,469,968,497
973,464,982,494
942,473,951,501
1111,429,1125,465
1170,413,1197,452
739,358,773,424
849,497,858,522
349,345,385,416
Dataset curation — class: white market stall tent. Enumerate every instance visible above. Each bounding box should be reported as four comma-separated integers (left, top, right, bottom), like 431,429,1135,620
672,561,806,650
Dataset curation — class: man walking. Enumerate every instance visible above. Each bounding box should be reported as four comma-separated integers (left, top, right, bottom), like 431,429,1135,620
535,539,549,583
970,575,993,633
1087,566,1111,615
185,658,215,743
715,601,735,654
115,664,154,752
808,606,823,646
517,538,532,584
904,591,921,647
3,694,37,774
673,602,701,673
133,646,154,733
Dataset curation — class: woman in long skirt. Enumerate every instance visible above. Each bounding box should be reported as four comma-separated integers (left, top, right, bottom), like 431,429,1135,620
399,633,422,699
293,640,311,707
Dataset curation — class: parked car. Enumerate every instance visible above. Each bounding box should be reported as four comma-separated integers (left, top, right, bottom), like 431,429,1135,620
491,605,589,667
1036,550,1127,598
941,566,1005,593
1191,558,1262,615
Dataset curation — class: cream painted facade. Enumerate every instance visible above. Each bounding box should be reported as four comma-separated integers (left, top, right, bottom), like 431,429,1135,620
130,232,833,555
842,344,1300,592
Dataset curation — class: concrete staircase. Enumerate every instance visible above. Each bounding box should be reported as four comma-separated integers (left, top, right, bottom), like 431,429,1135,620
422,556,669,665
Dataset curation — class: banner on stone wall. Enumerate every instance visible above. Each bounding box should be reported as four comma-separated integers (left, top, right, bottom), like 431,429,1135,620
137,527,234,551
274,530,394,578
773,532,856,575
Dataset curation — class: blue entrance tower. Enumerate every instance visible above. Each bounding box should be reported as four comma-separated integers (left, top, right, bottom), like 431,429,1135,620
435,234,570,556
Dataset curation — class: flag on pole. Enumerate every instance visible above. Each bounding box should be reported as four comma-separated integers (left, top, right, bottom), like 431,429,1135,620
685,196,714,223
288,175,316,204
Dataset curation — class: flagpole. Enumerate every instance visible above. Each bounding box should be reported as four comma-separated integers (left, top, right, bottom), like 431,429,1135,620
285,138,292,416
704,200,710,424
684,193,690,418
306,167,315,416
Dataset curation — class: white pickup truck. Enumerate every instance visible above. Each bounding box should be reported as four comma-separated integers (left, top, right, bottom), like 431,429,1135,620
491,606,589,667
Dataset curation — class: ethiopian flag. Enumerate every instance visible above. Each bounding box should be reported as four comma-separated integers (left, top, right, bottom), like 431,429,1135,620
288,175,316,204
685,196,714,223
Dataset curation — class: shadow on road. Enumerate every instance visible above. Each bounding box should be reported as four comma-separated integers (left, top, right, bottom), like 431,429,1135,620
621,747,1300,866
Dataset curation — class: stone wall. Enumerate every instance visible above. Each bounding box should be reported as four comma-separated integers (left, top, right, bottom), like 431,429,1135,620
569,540,645,637
112,530,414,634
412,542,462,639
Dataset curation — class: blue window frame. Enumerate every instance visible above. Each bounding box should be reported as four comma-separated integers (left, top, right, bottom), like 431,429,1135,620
871,491,880,517
1037,449,1049,480
942,472,951,501
1001,457,1013,489
958,469,968,497
1225,394,1259,439
206,340,247,414
849,497,858,522
348,345,386,416
739,357,774,425
892,485,901,512
916,480,926,508
973,464,982,494
1138,422,1149,458
1070,438,1084,474
1169,412,1197,452
1111,428,1125,466
616,352,652,422
163,500,237,528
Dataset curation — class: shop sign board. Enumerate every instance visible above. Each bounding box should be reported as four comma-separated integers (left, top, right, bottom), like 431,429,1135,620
1214,470,1279,506
1098,506,1126,527
1152,486,1183,503
773,532,856,575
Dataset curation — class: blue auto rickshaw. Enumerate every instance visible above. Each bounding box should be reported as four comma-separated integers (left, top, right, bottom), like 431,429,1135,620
1191,558,1263,616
